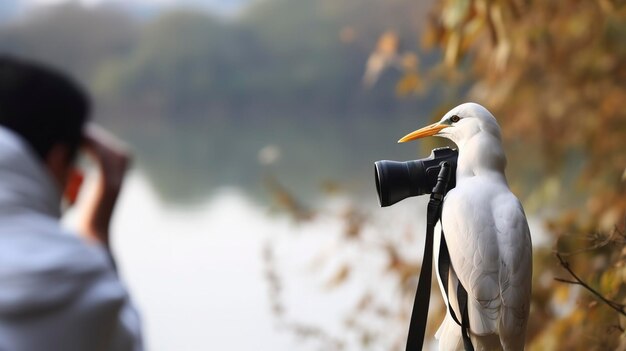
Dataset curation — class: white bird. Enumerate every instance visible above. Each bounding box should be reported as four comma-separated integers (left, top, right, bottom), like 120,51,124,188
398,103,532,351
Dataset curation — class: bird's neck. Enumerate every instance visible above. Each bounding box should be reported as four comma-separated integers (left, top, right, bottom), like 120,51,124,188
456,132,507,181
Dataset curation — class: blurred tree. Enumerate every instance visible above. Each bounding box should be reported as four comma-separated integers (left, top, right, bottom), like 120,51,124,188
407,0,626,348
0,0,436,203
0,3,137,84
87,0,435,203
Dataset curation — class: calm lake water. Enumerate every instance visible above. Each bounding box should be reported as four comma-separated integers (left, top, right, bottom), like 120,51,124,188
66,170,426,350
110,174,294,350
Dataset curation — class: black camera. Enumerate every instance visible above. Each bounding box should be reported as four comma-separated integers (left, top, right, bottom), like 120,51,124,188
374,147,458,207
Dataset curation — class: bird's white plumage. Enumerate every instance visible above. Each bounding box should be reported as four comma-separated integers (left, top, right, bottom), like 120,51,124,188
404,103,532,350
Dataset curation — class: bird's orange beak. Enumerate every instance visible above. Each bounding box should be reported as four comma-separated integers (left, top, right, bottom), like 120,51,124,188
397,122,447,143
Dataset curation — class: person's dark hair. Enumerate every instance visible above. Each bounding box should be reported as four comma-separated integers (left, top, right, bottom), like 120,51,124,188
0,56,90,161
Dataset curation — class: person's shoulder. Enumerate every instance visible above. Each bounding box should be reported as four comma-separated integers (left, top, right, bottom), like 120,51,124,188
0,214,123,296
0,215,111,273
0,217,126,316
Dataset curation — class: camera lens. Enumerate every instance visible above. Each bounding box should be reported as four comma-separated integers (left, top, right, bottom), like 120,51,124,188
375,160,426,207
374,147,458,207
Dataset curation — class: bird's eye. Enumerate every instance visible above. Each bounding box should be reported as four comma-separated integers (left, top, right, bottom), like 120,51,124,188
450,115,460,123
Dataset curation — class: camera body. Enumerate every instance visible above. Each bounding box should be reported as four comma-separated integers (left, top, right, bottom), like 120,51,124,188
374,147,458,207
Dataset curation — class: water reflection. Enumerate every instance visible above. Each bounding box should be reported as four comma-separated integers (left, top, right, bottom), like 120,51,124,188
107,173,291,350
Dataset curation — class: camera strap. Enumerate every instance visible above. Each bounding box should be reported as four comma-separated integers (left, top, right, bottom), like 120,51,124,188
438,233,474,351
405,162,474,351
404,191,439,351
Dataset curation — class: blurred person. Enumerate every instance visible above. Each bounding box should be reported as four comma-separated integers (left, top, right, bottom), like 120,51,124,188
0,56,142,351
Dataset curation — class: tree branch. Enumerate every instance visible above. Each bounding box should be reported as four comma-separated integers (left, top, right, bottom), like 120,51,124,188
557,228,621,257
553,277,580,285
554,252,626,317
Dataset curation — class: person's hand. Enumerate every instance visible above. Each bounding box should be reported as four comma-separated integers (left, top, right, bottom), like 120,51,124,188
77,124,132,248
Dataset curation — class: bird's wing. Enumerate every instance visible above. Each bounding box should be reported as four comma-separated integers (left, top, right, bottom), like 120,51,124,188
441,186,531,337
493,194,532,347
442,187,501,335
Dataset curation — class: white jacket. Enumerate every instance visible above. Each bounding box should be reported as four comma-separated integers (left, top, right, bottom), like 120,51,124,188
0,126,143,351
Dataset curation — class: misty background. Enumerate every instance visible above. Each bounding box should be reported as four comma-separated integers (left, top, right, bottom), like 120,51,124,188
1,1,447,350
0,0,445,204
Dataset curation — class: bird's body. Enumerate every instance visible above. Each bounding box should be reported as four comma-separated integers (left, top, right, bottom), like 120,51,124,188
399,103,532,351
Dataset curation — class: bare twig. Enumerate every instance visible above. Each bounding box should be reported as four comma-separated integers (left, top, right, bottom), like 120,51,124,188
553,277,579,285
554,253,626,317
557,229,620,257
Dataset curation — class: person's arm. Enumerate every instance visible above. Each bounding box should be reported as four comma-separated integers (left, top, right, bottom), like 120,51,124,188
75,126,144,351
77,124,131,249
